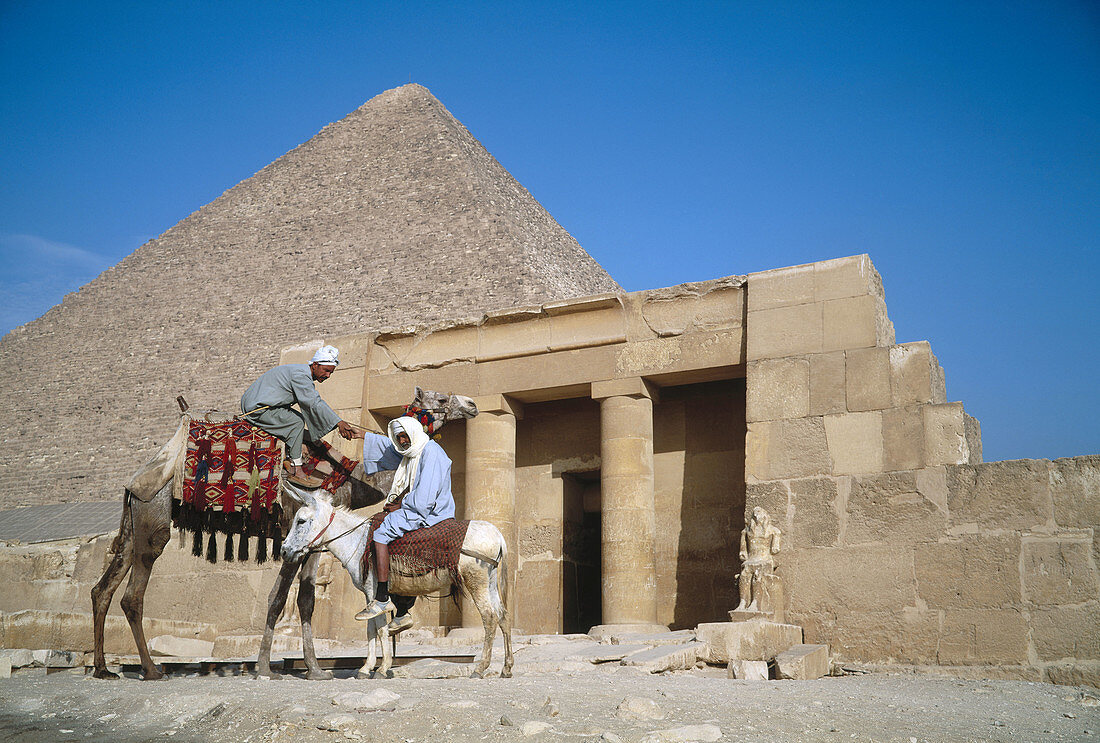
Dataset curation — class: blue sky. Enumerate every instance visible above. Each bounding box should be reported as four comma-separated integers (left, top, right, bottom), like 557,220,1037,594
1,1,1097,461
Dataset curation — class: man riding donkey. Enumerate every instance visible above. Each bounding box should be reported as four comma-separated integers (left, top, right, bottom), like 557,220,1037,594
242,344,455,634
354,414,457,633
240,345,362,488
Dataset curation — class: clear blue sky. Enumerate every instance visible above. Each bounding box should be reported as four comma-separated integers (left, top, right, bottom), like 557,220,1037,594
1,1,1097,461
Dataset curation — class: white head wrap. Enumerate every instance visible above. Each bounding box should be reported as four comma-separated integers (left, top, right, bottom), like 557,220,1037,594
386,416,430,499
310,345,340,366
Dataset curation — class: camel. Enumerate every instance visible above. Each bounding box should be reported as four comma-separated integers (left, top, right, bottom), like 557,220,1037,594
90,387,478,680
279,483,514,679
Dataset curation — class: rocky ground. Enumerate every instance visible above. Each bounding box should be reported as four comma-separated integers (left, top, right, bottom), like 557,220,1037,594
1,634,1098,743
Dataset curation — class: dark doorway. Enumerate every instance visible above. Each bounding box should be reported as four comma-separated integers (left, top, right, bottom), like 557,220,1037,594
562,470,601,633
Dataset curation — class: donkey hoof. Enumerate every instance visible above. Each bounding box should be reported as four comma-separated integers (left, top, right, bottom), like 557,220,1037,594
469,670,483,679
501,669,513,679
92,667,119,680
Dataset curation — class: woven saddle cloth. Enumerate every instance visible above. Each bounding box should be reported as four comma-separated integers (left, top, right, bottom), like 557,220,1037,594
363,497,470,582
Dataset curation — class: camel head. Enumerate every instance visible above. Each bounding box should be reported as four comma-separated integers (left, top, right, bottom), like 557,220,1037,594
410,387,479,425
280,485,335,563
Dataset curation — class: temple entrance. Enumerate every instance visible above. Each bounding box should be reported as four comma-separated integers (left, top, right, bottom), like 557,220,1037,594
561,470,601,633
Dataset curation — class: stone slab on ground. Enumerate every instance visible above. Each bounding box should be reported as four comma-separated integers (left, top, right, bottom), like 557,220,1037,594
588,624,670,641
775,644,830,680
0,656,10,678
390,659,472,679
149,635,216,658
620,643,705,673
695,619,803,664
31,649,81,668
568,644,650,664
0,649,35,668
728,659,769,681
211,634,303,658
604,629,696,647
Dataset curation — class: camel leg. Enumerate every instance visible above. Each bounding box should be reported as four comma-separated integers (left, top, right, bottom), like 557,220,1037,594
90,500,135,679
296,552,332,680
256,557,299,678
118,523,171,680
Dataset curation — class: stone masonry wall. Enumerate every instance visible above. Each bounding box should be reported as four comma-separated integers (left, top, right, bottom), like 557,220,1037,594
743,255,1099,685
0,83,619,509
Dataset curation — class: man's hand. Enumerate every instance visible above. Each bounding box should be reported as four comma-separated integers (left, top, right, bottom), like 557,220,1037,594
337,420,362,440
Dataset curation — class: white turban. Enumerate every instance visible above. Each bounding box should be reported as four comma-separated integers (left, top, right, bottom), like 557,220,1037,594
310,345,340,366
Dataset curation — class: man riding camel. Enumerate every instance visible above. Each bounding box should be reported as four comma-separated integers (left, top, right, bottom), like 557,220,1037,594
355,415,456,627
240,345,361,488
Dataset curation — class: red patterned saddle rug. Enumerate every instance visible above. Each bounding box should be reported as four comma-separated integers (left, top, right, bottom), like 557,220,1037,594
173,417,360,564
363,497,470,587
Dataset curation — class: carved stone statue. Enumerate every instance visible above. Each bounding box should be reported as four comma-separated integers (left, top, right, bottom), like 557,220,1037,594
730,506,784,622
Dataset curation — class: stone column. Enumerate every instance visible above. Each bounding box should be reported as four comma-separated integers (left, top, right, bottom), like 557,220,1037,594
461,394,522,630
590,378,666,636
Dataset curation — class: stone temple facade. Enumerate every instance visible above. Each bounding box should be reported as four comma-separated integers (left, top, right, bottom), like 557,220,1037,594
0,86,1096,686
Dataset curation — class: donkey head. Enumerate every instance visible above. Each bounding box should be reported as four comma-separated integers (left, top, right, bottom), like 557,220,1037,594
280,483,334,562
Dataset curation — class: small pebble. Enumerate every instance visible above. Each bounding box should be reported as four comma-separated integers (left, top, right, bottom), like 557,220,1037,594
500,715,515,727
1065,713,1078,719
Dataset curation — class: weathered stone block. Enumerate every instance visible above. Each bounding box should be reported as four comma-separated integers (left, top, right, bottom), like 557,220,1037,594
889,342,940,407
939,608,1029,665
1022,537,1100,606
1044,661,1100,688
0,656,10,678
149,635,216,658
914,535,1022,609
914,466,948,511
775,644,829,680
746,418,832,481
947,459,1054,532
786,477,845,548
478,309,551,361
823,412,883,475
786,545,915,613
747,263,815,313
695,619,802,664
317,367,364,410
620,642,705,673
822,295,893,352
845,347,890,412
1050,456,1100,530
809,351,846,416
746,357,810,422
813,255,883,303
746,303,822,360
791,607,940,665
1030,605,1100,661
728,659,769,680
922,403,970,467
745,481,789,527
846,471,946,545
882,406,923,472
211,634,301,658
964,414,982,464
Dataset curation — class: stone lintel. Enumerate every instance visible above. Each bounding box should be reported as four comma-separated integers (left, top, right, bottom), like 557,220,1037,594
591,377,660,402
471,393,524,419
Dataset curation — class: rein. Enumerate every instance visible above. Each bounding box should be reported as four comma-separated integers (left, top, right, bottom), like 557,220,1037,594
305,511,370,553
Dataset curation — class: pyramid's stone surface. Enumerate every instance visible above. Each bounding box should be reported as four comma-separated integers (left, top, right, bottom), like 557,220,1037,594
0,84,619,507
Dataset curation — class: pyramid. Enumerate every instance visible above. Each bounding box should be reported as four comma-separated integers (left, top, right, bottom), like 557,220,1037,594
0,84,620,508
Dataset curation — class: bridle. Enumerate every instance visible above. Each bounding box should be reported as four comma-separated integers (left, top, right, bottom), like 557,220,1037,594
302,510,370,554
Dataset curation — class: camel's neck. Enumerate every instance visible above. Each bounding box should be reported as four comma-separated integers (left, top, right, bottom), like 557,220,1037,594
322,511,370,591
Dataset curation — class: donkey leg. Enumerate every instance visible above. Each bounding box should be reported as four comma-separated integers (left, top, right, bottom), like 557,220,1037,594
499,593,514,679
90,511,134,679
297,553,332,681
119,524,171,680
375,622,394,679
467,585,500,679
256,557,299,678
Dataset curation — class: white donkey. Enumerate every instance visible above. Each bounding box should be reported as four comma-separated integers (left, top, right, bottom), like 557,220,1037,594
280,483,514,679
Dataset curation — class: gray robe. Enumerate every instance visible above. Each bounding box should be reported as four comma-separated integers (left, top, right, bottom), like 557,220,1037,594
240,364,341,460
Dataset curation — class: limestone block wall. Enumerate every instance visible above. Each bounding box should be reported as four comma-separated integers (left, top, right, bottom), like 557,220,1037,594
744,255,1099,685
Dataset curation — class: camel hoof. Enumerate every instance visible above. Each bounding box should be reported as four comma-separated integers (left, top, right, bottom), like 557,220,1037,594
307,669,334,681
142,668,165,681
254,669,278,680
92,667,119,680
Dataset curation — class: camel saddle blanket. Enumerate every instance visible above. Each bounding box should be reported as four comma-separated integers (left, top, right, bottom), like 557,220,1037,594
176,419,359,516
364,501,470,583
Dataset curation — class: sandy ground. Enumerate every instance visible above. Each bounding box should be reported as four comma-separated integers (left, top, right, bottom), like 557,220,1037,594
1,637,1098,743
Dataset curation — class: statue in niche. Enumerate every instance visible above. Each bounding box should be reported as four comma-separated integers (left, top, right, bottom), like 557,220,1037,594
731,506,784,622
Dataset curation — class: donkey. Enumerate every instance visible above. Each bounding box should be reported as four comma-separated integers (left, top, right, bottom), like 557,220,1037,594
91,387,477,680
280,483,514,679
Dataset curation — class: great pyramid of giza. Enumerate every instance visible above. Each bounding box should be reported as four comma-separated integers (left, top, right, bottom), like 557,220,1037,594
0,84,620,508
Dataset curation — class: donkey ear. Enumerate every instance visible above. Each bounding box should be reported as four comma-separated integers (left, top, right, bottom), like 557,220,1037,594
281,481,319,509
